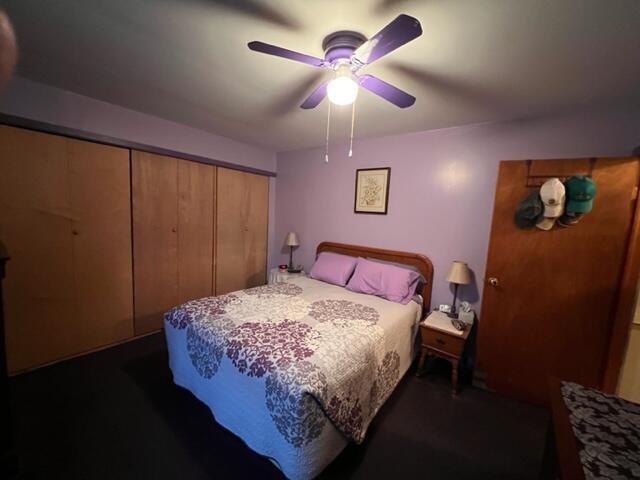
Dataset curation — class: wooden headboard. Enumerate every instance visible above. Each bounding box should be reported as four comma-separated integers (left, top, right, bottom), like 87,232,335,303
316,241,434,316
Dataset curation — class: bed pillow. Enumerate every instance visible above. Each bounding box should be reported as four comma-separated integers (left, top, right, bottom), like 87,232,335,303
346,257,421,304
365,257,426,298
309,252,358,286
365,257,425,280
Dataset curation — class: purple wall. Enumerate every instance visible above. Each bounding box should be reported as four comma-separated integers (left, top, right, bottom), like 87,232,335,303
274,106,640,313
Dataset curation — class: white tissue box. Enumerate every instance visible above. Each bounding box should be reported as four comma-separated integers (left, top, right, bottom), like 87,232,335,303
458,309,475,326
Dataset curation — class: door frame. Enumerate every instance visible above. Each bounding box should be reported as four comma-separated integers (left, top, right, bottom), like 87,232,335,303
603,181,640,392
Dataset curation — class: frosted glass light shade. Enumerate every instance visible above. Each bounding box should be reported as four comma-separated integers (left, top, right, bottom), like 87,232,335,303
327,64,358,106
446,261,471,285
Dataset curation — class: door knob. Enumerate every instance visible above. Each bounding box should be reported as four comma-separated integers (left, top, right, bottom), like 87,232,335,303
488,277,499,287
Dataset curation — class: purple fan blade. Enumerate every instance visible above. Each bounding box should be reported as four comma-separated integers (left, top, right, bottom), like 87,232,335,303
359,74,416,108
248,41,325,67
352,14,422,65
300,82,328,109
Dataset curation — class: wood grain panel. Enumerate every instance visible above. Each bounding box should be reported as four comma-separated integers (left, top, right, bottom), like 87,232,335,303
177,159,214,304
212,167,217,295
0,126,75,372
479,158,639,404
132,151,178,335
68,139,133,352
216,168,269,294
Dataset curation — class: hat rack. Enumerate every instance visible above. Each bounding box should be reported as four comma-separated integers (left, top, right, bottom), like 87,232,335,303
525,158,596,188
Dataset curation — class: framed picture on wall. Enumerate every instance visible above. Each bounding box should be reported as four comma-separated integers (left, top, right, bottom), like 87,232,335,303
354,167,391,214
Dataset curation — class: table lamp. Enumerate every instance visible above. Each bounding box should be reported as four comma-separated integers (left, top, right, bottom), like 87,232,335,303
446,261,471,317
285,232,299,272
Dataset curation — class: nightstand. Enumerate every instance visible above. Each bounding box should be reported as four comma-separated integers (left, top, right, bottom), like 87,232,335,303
268,267,305,284
416,311,471,396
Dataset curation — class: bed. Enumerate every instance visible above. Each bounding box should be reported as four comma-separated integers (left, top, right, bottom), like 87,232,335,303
164,242,433,479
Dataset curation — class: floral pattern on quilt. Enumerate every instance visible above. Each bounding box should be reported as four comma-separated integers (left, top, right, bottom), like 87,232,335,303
225,319,321,378
164,277,420,447
265,360,328,447
313,319,383,393
186,316,235,379
326,394,364,441
165,294,240,329
369,351,400,417
245,282,303,297
308,299,380,324
225,294,310,324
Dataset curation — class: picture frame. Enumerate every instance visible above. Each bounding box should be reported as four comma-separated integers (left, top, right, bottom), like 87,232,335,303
354,167,391,214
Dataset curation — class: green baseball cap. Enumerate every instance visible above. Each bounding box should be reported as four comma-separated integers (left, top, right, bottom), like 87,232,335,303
565,175,596,213
514,190,543,229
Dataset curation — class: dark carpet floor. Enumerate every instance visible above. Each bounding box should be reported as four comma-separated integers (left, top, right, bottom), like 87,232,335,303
9,333,549,479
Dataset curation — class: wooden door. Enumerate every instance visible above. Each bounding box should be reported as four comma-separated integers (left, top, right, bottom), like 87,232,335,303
177,159,215,304
132,151,178,335
0,126,75,372
479,158,639,404
216,168,269,294
0,126,133,373
68,139,133,353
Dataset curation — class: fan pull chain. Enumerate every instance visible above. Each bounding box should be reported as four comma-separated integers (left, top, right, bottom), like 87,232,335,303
324,99,332,163
348,99,356,157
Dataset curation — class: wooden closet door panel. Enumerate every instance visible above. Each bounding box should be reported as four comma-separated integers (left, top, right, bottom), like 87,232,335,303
0,126,75,373
177,159,214,304
212,167,217,295
68,140,133,350
245,172,269,288
216,168,268,295
132,151,178,335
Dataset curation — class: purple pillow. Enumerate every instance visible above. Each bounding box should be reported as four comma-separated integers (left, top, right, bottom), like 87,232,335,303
346,257,420,304
309,252,358,286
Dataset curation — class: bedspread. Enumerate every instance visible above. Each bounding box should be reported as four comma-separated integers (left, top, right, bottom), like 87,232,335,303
164,276,421,479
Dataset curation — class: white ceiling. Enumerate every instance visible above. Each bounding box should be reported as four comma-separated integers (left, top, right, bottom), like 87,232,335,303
2,0,640,151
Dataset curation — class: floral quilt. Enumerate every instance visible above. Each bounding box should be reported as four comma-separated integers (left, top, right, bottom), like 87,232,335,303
164,276,421,450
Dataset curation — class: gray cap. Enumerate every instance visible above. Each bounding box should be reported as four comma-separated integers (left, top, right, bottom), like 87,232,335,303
514,190,544,229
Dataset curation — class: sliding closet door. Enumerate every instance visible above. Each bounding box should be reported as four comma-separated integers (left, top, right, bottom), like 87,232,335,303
68,140,133,350
132,151,179,335
0,126,133,373
216,168,269,294
177,159,215,304
0,126,75,372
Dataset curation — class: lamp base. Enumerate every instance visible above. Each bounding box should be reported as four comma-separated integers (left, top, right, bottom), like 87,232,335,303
288,246,293,270
449,283,459,319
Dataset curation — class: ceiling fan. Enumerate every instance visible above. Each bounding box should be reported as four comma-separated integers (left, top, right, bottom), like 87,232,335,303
248,14,422,109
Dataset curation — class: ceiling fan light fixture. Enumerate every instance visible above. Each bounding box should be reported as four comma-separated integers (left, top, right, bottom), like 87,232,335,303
327,64,358,106
249,15,422,110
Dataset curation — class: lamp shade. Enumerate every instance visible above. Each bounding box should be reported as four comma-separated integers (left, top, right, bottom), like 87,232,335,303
446,261,471,285
285,232,299,247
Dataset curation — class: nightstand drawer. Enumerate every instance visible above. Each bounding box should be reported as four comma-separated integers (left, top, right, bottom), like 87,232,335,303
421,325,465,357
